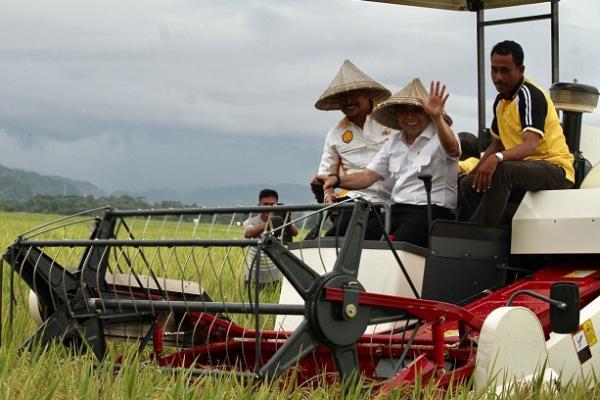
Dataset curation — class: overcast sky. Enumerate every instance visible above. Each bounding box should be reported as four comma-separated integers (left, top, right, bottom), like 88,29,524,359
0,0,598,194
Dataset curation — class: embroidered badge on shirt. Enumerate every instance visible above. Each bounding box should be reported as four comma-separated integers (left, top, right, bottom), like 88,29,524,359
342,130,353,143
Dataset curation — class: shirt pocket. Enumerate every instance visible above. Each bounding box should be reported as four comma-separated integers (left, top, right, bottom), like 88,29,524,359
415,152,433,171
337,142,367,168
337,142,364,155
388,155,404,179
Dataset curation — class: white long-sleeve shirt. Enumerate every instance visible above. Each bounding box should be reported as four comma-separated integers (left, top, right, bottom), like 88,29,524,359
367,123,460,209
318,114,394,203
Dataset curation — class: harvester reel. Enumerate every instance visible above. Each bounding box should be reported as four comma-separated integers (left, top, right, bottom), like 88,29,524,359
3,202,421,388
258,201,407,382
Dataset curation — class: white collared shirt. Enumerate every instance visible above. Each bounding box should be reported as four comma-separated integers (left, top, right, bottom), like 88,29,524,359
367,123,460,209
318,114,395,203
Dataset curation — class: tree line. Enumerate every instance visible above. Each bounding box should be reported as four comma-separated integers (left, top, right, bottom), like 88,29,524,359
0,194,321,230
0,194,198,215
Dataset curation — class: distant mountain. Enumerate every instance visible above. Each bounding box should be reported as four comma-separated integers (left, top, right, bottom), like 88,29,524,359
0,163,314,206
180,183,315,206
0,164,106,200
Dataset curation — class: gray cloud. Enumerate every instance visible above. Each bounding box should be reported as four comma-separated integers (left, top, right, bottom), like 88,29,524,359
0,0,598,194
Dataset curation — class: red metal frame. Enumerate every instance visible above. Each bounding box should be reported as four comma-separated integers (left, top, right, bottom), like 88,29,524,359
146,261,600,392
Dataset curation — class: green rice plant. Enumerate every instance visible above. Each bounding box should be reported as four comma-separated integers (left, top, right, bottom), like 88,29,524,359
3,211,600,399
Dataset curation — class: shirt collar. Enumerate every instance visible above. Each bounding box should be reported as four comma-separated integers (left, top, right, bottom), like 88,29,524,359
400,122,434,145
504,76,525,100
338,114,373,130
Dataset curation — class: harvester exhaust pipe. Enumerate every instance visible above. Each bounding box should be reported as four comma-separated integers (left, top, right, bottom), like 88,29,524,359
550,81,599,188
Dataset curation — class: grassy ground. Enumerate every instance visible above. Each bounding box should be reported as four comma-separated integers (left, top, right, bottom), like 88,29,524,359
1,210,600,399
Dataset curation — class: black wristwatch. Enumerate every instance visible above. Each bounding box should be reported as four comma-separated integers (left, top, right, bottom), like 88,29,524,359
329,173,341,188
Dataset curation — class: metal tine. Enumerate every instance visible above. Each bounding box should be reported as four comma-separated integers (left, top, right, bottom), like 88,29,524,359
294,209,329,275
141,214,152,240
118,215,138,242
171,213,185,240
136,246,160,315
268,199,352,240
6,244,29,339
81,245,111,314
207,214,218,238
220,246,245,314
205,248,226,312
157,214,168,239
189,246,209,311
228,245,251,309
19,207,108,239
57,246,76,315
117,245,153,304
225,212,236,235
15,247,34,316
117,218,164,294
195,244,213,301
23,217,100,241
110,244,125,275
190,213,201,238
9,255,15,341
175,246,209,347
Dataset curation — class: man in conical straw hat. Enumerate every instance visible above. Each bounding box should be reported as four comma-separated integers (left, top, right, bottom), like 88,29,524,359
315,60,394,239
316,78,461,247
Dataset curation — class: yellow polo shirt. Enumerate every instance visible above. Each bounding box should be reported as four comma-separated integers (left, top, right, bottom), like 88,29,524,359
490,78,574,183
458,157,479,175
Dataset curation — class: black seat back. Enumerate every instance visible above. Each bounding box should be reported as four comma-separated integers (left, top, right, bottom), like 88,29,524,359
421,220,510,304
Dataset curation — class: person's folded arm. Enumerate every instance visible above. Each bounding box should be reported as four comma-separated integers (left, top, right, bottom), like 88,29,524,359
244,221,266,238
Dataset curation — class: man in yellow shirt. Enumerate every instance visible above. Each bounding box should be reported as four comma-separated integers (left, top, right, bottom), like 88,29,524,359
459,40,574,225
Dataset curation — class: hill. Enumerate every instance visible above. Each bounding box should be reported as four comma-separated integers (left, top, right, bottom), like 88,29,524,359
0,164,314,207
179,183,314,206
0,164,106,200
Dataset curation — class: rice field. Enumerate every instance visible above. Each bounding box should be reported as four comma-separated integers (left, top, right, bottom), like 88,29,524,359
1,210,599,399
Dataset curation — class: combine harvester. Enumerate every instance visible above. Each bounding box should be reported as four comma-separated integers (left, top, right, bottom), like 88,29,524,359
2,0,600,395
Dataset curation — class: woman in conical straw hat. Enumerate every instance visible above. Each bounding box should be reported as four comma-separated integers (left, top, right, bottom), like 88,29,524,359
315,60,395,239
317,78,461,248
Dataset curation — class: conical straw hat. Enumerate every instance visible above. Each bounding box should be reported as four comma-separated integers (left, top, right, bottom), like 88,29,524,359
373,78,453,130
315,60,391,111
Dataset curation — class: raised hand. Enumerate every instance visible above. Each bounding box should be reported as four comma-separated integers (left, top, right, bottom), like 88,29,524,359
419,81,449,120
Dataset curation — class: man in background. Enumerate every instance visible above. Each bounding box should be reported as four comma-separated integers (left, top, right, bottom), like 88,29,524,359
243,189,297,285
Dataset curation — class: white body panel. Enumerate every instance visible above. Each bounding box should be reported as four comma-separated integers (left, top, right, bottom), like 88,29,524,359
581,162,600,189
476,297,600,392
511,189,600,254
475,307,553,392
276,245,426,333
547,295,600,387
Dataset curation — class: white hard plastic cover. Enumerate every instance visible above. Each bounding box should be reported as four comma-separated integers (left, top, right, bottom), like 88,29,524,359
547,295,600,388
475,307,552,392
511,189,600,254
364,0,549,11
580,163,600,189
276,247,426,333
